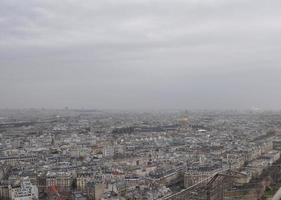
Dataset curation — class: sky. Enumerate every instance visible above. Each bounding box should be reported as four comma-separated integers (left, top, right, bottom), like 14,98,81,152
1,0,281,110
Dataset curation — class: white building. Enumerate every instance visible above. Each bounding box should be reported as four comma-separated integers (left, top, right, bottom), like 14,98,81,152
103,146,114,157
9,177,38,200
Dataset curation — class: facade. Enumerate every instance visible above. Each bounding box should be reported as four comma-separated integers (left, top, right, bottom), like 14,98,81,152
103,146,114,158
0,184,10,200
9,177,38,200
46,172,72,188
76,172,95,192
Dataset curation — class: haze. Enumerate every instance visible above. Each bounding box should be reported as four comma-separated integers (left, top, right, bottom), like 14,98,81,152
1,0,281,110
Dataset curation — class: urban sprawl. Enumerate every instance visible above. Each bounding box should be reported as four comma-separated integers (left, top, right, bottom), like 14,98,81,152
1,109,281,200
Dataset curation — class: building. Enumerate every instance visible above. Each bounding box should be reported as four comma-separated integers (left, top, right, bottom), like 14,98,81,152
9,177,38,200
76,172,95,192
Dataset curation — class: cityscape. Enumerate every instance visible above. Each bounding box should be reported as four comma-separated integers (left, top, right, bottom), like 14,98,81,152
1,0,281,199
1,109,281,199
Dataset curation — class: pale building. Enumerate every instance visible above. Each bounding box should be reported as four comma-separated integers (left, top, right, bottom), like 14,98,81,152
9,177,38,200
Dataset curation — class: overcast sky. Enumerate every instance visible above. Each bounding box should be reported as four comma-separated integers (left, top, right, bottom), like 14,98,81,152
1,0,281,110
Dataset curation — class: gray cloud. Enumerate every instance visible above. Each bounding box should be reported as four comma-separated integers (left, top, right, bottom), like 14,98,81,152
1,0,281,110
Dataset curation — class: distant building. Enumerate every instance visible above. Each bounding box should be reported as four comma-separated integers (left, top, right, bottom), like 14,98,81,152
103,146,114,158
46,171,72,189
76,172,95,192
9,177,38,200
